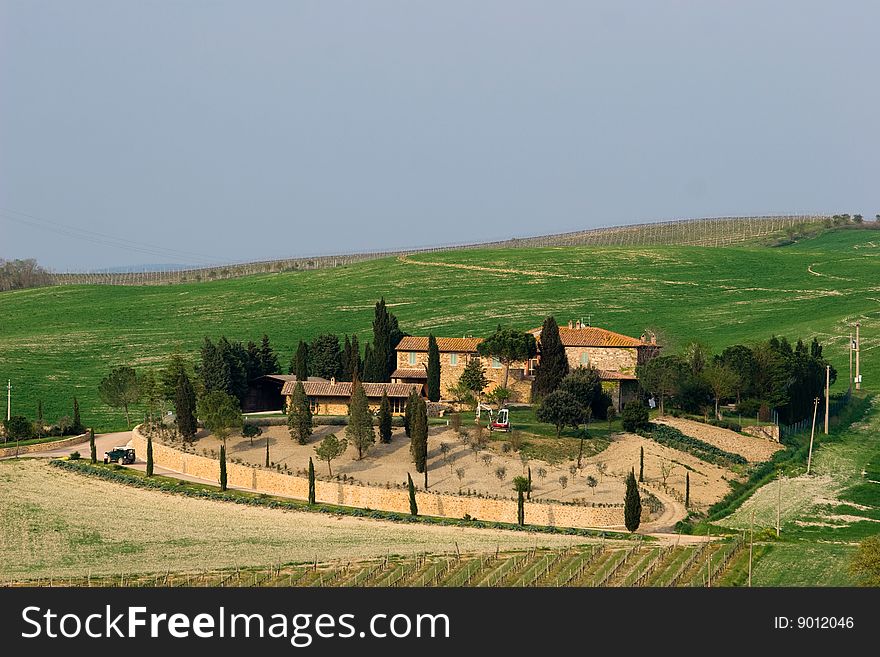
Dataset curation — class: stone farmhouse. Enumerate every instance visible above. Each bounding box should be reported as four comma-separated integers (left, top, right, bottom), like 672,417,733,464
394,321,660,410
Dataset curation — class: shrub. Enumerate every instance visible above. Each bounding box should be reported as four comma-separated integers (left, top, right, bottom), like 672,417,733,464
3,415,33,441
242,424,262,438
735,399,761,417
68,451,81,460
621,401,650,432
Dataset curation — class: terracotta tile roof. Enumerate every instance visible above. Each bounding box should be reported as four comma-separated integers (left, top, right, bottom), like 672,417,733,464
280,380,421,398
258,374,328,383
597,370,638,381
391,368,428,379
529,326,647,348
396,336,484,352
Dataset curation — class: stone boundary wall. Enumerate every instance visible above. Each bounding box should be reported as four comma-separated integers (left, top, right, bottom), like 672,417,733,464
0,432,89,458
743,425,780,442
131,429,625,529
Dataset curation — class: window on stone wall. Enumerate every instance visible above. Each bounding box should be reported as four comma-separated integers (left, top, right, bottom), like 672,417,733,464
492,357,501,369
580,352,590,366
392,397,405,414
309,398,319,414
408,351,417,366
450,353,458,366
528,358,539,376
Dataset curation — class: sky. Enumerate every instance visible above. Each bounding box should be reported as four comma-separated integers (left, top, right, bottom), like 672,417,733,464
1,1,878,271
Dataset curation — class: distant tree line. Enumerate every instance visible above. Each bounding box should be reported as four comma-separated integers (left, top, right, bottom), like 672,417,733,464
0,258,52,292
637,336,837,424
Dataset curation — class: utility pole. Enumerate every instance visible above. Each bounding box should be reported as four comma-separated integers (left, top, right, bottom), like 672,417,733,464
6,380,10,422
849,331,854,394
855,322,861,391
807,397,819,475
776,471,782,538
748,508,755,588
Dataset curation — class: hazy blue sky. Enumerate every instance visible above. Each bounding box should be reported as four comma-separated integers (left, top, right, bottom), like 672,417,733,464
1,1,878,270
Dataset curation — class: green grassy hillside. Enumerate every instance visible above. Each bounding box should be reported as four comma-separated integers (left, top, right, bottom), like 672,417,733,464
1,229,877,430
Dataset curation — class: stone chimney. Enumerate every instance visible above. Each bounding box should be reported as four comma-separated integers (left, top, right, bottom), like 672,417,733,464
651,334,657,345
330,377,336,385
568,320,574,329
575,319,582,329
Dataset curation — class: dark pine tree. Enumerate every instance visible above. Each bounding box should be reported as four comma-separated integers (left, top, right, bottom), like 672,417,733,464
624,468,642,532
219,444,227,492
174,370,198,440
309,334,343,380
407,473,418,516
200,337,231,394
308,457,316,505
410,396,429,486
146,434,154,477
291,341,310,380
427,334,441,402
217,337,249,402
259,334,280,375
378,391,393,444
245,340,262,381
532,316,569,399
72,397,84,434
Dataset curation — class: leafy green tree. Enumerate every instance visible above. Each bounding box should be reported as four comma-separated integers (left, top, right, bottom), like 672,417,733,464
532,316,568,398
485,386,512,410
309,334,343,380
196,390,242,442
199,337,231,395
290,340,310,380
98,365,141,427
346,379,375,459
621,400,650,432
719,345,755,404
378,391,393,443
536,389,582,437
315,433,347,476
850,535,880,587
459,358,489,397
174,370,198,440
637,355,687,415
477,326,537,390
287,381,313,445
559,366,602,425
258,334,280,376
513,475,530,525
146,434,154,477
446,381,476,409
219,444,227,491
407,473,418,516
71,396,84,434
410,395,429,485
624,468,642,532
140,371,162,425
160,355,194,400
308,456,316,503
427,334,441,402
703,362,739,419
89,428,96,463
3,415,32,441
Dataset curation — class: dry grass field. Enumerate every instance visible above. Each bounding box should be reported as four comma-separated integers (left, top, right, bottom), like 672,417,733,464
0,459,588,582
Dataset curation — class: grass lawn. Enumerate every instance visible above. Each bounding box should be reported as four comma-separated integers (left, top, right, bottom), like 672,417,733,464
1,228,876,431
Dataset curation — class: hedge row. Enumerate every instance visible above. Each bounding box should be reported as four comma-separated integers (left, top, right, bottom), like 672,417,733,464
49,459,637,541
641,423,748,468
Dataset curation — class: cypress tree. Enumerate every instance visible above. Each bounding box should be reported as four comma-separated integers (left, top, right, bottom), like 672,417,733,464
146,434,154,477
245,340,261,381
404,390,416,437
36,400,44,438
349,334,362,380
407,473,418,516
72,397,84,434
309,334,343,380
378,391,393,443
174,370,198,440
427,334,441,402
346,379,375,459
218,337,249,402
265,436,270,468
410,396,428,478
527,466,532,500
219,444,227,492
291,340,310,380
364,297,404,382
287,381,313,445
342,335,353,380
639,446,644,482
259,334,279,375
513,476,529,526
624,468,642,532
685,471,690,508
532,316,569,399
308,457,316,505
89,428,96,464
